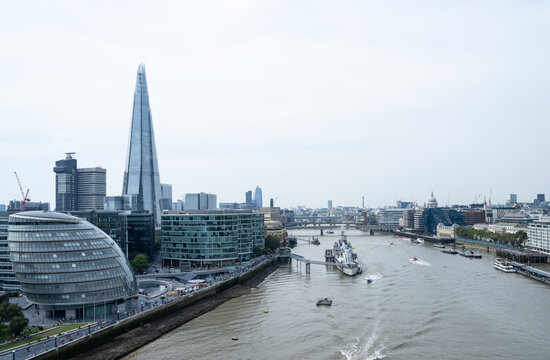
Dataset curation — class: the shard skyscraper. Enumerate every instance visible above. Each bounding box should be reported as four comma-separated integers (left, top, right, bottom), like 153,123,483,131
122,64,163,227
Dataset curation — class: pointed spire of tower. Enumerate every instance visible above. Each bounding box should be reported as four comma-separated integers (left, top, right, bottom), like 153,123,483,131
122,64,163,226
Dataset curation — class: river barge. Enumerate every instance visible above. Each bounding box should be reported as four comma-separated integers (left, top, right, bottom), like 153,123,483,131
509,262,550,285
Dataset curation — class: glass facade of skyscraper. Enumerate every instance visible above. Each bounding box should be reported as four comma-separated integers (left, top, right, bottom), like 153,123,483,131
122,64,163,227
161,211,264,268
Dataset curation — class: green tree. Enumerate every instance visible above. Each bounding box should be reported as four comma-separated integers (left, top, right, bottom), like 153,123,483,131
0,302,23,323
131,253,150,274
8,315,28,337
264,235,281,252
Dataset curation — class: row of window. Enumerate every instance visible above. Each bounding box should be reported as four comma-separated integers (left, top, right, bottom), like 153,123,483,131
9,240,111,252
26,287,132,304
22,277,125,295
12,259,120,274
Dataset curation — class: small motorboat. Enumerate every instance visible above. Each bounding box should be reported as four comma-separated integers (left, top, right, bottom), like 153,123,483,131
326,230,334,234
263,310,269,313
441,248,458,254
411,257,418,262
460,251,482,259
316,298,333,306
384,240,395,246
232,337,239,341
433,243,445,248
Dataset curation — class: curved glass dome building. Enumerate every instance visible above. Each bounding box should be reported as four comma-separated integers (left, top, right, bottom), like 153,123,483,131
8,211,138,319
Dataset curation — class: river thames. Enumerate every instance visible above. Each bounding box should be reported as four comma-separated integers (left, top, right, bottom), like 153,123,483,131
124,230,550,360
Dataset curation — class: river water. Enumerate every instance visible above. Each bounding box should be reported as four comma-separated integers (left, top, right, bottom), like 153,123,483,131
123,230,549,360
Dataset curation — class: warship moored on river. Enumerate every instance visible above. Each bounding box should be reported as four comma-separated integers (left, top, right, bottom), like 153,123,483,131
333,230,362,276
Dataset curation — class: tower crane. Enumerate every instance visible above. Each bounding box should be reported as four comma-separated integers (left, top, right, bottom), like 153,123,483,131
14,172,30,211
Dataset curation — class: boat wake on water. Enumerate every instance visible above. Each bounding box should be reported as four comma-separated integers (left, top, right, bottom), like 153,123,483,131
364,274,383,284
409,258,432,266
339,333,388,360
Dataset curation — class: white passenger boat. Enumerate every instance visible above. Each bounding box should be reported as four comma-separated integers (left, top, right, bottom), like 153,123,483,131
333,230,361,276
494,258,516,273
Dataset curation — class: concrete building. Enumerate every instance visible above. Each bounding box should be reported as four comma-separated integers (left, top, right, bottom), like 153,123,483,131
402,210,415,229
122,64,163,227
437,223,458,239
184,193,217,210
77,167,106,211
54,153,78,212
463,210,486,225
8,211,137,319
414,209,425,232
507,194,518,206
527,218,550,254
260,207,280,221
161,211,264,267
328,200,333,211
245,191,252,204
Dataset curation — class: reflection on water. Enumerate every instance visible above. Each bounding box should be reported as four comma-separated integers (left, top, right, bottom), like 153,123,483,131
123,230,550,360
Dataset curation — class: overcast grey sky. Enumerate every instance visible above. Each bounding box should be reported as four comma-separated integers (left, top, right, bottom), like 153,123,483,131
1,1,549,209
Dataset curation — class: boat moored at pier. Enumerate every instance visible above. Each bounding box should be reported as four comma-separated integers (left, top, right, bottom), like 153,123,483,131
333,230,361,276
494,258,516,273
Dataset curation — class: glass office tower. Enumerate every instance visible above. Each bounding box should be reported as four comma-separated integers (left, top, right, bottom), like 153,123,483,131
122,64,163,227
8,211,138,319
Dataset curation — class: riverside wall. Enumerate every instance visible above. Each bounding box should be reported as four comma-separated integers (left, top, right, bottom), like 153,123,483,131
35,258,280,360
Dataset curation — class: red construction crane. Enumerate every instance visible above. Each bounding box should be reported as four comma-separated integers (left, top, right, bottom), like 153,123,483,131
14,172,30,211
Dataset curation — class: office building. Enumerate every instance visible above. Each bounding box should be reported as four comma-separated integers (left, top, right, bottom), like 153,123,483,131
508,194,518,205
8,211,137,319
77,167,106,211
172,200,184,211
463,210,486,225
376,209,404,226
8,201,50,212
219,202,240,210
160,184,173,211
161,210,264,268
402,210,415,229
254,186,263,210
54,153,78,212
328,200,333,211
0,212,18,293
72,210,155,258
122,64,163,227
245,191,252,204
537,194,545,203
527,218,550,254
103,195,137,212
184,193,217,210
0,205,5,212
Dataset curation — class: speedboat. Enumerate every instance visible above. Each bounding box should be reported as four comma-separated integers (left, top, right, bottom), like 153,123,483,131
494,258,516,273
411,257,418,262
316,298,333,306
414,238,425,244
441,248,458,255
433,243,445,248
460,251,482,259
384,240,395,246
326,230,335,234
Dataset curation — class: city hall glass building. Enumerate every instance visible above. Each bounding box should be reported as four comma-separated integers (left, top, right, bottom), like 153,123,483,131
8,211,138,319
161,211,264,268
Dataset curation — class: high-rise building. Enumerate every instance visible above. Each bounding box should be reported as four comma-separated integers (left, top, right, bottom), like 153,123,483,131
245,191,252,204
8,200,50,212
122,64,163,227
537,194,545,203
54,153,78,212
103,195,138,212
328,200,333,211
77,167,106,211
161,184,173,211
184,193,217,210
0,211,19,293
254,186,263,210
508,194,518,205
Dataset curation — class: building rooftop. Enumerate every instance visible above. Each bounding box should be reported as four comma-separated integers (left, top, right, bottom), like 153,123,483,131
9,211,79,223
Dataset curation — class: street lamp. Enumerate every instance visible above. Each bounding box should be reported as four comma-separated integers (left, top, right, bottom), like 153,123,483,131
117,310,120,321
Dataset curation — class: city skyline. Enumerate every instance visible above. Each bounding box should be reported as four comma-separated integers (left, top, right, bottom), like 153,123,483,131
1,2,549,209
